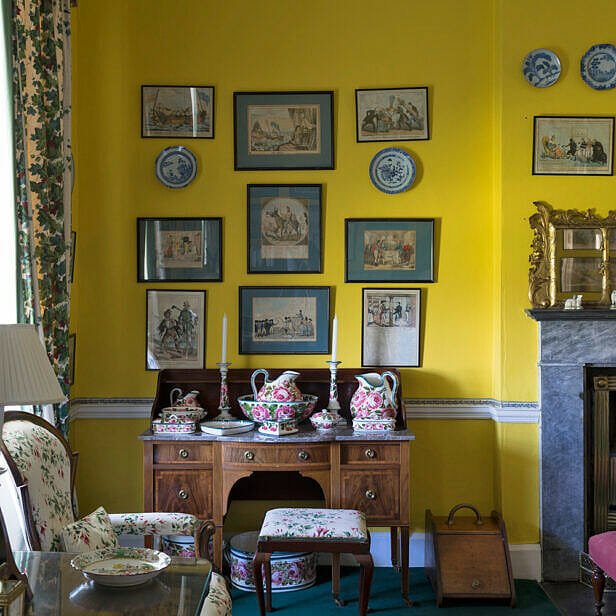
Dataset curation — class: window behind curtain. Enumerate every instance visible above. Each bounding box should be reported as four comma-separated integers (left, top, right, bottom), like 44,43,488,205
0,0,16,324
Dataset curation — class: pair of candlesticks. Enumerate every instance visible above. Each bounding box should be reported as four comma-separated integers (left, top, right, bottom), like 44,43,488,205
215,360,344,424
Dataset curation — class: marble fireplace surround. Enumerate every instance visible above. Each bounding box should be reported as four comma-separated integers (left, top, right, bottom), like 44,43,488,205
528,309,616,581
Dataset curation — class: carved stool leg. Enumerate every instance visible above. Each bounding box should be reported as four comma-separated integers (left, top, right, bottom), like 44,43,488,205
355,552,374,616
592,565,606,616
263,553,273,612
253,552,268,616
332,552,345,607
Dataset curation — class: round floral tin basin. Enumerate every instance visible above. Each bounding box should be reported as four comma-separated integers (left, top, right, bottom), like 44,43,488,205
227,531,316,593
71,547,171,587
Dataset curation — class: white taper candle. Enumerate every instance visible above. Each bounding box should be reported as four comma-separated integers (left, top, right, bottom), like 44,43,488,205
221,313,228,364
331,314,338,362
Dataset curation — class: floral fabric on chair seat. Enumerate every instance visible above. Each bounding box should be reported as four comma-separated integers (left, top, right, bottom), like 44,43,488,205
258,508,368,543
61,506,119,553
108,512,200,536
3,420,74,551
200,572,232,616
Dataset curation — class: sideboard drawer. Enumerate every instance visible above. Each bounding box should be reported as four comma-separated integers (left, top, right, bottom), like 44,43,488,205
154,470,212,517
277,444,329,465
340,469,400,522
154,443,212,464
341,443,400,465
223,444,277,465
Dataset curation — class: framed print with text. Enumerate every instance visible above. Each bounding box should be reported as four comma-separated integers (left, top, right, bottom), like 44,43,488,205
239,286,330,354
234,91,334,170
137,217,222,282
146,289,206,370
346,218,434,282
248,184,322,273
362,288,421,367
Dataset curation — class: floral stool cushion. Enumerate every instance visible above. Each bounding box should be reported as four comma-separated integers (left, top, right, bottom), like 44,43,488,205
199,571,232,616
61,506,120,553
258,508,368,543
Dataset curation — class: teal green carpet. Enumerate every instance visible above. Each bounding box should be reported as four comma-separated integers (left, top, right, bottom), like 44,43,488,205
231,567,559,615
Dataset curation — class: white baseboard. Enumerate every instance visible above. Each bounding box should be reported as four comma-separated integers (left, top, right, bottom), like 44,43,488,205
321,532,541,581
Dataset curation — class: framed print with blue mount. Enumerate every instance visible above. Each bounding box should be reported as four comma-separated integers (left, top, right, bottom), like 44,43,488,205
248,184,322,273
137,217,222,282
355,87,429,142
234,91,334,170
345,218,434,282
239,286,330,354
142,85,214,138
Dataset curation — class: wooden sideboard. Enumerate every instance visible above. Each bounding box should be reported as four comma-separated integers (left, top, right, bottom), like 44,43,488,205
139,368,415,602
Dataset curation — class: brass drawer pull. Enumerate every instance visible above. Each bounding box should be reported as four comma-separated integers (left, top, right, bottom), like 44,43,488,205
178,489,189,500
244,450,255,461
298,450,310,461
471,579,481,590
365,448,376,459
365,489,377,500
179,448,189,459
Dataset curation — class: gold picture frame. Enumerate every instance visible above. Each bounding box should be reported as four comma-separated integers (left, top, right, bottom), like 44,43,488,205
529,201,616,307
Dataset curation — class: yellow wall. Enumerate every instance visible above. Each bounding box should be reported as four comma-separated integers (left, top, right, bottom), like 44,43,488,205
74,0,610,545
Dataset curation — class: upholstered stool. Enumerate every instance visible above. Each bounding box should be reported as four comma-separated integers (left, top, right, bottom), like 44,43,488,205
252,508,374,616
589,532,616,615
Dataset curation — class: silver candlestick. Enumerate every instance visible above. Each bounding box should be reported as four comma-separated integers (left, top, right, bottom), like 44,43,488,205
326,360,346,425
216,362,234,420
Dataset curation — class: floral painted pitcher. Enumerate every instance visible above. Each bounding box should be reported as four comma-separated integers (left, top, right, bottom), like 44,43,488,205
350,371,399,419
170,388,202,408
251,369,303,402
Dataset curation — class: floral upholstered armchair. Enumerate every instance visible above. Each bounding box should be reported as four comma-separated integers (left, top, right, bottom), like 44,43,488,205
0,411,212,555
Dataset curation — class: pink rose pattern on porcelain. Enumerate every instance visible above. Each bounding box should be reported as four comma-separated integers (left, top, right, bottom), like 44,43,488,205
352,418,396,432
252,369,303,402
310,411,337,430
350,372,399,420
230,552,316,591
152,420,195,434
238,395,317,423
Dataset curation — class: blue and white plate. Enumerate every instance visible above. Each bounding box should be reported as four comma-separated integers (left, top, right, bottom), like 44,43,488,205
581,43,616,90
522,48,561,88
369,148,416,194
155,146,197,189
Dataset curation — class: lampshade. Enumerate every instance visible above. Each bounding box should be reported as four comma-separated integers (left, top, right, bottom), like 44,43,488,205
0,325,66,405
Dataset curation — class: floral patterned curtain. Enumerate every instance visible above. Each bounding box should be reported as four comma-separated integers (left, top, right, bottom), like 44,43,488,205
12,0,72,431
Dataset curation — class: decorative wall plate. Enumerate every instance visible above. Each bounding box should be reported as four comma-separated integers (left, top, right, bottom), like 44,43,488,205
369,148,416,194
522,48,561,87
581,44,616,90
71,547,170,587
155,146,197,188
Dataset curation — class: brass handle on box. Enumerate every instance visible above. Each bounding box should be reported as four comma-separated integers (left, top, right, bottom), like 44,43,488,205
179,449,189,459
298,450,310,461
365,489,377,500
178,489,189,500
365,448,376,459
244,450,255,461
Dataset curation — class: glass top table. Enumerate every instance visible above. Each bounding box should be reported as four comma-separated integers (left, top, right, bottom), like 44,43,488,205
14,551,212,615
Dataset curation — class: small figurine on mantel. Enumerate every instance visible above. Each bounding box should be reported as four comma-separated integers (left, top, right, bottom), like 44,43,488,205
611,290,616,310
564,294,583,310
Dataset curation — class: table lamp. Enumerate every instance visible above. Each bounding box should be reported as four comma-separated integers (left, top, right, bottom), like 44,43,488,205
0,324,66,435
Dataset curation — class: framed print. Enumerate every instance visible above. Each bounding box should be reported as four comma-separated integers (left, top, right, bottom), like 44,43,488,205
532,116,614,175
137,217,222,282
234,91,334,170
346,218,434,282
362,288,421,367
141,85,215,138
146,289,206,370
68,333,76,385
248,184,322,273
239,286,330,354
355,87,429,142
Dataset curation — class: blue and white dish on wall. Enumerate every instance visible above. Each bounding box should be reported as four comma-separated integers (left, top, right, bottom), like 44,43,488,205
581,43,616,90
369,147,416,194
155,146,197,188
522,48,561,88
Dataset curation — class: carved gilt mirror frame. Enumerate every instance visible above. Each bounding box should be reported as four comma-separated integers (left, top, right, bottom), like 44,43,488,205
529,201,616,308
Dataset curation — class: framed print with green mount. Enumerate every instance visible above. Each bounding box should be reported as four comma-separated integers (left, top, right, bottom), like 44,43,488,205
532,116,614,175
345,218,434,282
239,286,330,354
355,87,429,142
248,184,322,273
137,217,222,282
234,91,334,170
146,289,206,370
141,85,215,138
362,288,421,367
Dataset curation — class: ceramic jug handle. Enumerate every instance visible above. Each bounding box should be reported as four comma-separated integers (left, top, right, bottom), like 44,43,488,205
169,387,182,407
382,371,398,409
250,369,269,399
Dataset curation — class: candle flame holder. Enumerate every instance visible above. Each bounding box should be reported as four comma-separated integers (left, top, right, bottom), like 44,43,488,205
326,360,346,425
216,362,234,420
